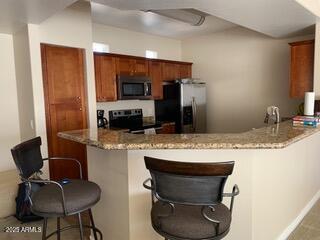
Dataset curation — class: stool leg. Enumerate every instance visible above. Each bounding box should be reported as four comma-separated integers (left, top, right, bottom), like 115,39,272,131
89,209,98,240
77,213,84,240
42,218,47,240
57,217,61,240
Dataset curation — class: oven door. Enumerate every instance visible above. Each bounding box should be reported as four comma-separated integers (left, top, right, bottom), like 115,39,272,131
117,76,152,100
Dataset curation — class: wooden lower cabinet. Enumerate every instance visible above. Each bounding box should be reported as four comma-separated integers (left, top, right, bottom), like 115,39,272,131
289,40,314,99
95,54,117,101
41,44,88,180
159,123,176,134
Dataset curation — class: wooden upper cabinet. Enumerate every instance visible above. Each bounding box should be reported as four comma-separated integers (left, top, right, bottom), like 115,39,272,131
134,59,149,76
93,52,192,102
289,40,314,99
149,61,193,100
162,62,181,81
116,57,149,76
180,64,192,78
116,57,133,76
94,54,117,102
149,61,163,99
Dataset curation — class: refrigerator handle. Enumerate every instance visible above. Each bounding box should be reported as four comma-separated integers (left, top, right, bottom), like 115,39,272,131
192,97,197,132
144,82,149,96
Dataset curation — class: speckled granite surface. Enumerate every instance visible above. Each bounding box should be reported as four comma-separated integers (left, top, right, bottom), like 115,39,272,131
57,121,320,150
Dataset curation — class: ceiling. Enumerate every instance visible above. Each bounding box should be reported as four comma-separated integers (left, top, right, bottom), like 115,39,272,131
92,3,236,39
0,0,317,38
92,0,318,38
0,0,78,34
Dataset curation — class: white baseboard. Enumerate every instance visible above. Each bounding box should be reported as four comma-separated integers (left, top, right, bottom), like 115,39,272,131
277,190,320,240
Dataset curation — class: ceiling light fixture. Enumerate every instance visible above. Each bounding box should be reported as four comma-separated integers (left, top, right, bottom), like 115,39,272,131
145,9,207,26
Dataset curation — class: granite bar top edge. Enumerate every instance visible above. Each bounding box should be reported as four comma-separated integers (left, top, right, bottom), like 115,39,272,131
57,121,320,150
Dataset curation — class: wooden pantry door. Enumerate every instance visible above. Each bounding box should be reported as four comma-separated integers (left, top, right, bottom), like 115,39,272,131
41,44,88,180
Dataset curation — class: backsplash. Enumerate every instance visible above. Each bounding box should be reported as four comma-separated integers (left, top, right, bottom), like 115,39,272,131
97,100,155,120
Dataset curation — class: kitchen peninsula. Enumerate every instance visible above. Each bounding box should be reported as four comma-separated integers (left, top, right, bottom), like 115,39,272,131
58,121,320,240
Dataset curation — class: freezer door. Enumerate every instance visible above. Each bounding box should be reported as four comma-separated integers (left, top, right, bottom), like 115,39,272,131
181,83,206,133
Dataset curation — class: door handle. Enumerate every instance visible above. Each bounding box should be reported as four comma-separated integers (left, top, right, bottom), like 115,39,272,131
192,97,197,132
144,83,149,96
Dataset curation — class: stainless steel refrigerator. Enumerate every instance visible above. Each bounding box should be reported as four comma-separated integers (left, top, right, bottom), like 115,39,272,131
155,81,206,133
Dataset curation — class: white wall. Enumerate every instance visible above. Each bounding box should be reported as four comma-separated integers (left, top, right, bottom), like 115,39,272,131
313,22,320,98
22,1,96,163
0,34,20,171
182,27,312,133
0,1,96,210
93,23,182,118
93,23,181,60
37,0,96,129
12,26,36,141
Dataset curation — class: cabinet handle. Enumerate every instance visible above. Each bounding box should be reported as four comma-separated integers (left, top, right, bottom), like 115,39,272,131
79,108,82,111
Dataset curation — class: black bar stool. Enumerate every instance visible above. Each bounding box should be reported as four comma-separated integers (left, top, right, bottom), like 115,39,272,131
11,137,103,240
143,156,239,240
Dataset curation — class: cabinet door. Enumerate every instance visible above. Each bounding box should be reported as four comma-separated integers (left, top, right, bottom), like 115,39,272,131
95,55,117,101
159,123,176,134
162,62,180,81
100,55,117,101
94,55,103,101
134,59,149,76
41,44,88,180
149,61,163,99
180,64,192,78
116,57,134,76
289,40,314,99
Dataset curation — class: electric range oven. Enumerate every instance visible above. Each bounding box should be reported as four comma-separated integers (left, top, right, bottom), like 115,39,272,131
108,109,162,134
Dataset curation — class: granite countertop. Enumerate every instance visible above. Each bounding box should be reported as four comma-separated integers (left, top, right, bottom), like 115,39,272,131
57,121,320,150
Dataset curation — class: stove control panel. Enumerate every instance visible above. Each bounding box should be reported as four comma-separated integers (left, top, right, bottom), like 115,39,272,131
109,109,142,119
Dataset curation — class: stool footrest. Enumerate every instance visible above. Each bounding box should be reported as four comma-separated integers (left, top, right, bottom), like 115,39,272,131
44,223,103,240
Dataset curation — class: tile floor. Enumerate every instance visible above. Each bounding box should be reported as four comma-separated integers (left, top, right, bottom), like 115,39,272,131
289,199,320,240
0,213,90,240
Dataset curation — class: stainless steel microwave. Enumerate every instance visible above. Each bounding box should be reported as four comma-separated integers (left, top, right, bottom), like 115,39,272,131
117,75,152,100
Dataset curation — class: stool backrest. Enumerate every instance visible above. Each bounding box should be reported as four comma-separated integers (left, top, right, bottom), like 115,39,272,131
145,157,234,205
11,137,43,179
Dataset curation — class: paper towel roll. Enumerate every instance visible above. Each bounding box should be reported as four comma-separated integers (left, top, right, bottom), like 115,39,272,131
304,92,315,116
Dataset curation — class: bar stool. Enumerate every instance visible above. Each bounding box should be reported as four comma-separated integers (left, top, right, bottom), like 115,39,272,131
11,137,103,240
143,156,239,240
